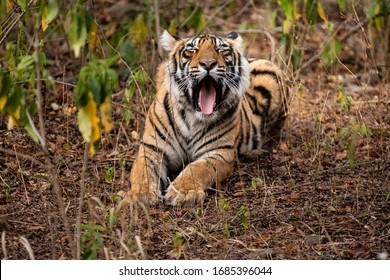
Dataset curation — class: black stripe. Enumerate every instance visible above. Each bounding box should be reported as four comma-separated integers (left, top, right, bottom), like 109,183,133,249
254,85,272,101
199,145,235,158
163,93,176,132
183,87,193,109
237,52,242,75
254,85,272,125
208,153,232,164
236,110,246,153
179,108,190,131
163,93,187,151
251,122,260,149
191,100,239,146
245,93,262,115
250,70,278,81
194,120,237,157
148,113,169,143
140,141,164,155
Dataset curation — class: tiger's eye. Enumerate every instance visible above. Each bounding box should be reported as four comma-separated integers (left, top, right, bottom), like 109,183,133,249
183,49,195,59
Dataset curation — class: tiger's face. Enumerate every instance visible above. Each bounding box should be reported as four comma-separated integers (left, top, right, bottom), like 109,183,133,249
161,31,250,120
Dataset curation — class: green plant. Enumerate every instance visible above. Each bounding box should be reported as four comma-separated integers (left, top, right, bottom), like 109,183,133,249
217,198,230,213
105,207,118,230
122,68,149,125
223,223,233,238
237,205,250,230
0,50,53,143
251,177,263,190
337,85,353,113
80,222,105,260
75,55,119,155
338,121,371,168
276,0,343,72
104,165,114,183
172,232,184,259
194,207,203,220
65,1,94,58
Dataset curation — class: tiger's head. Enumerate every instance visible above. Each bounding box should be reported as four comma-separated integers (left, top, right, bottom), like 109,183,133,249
161,31,250,120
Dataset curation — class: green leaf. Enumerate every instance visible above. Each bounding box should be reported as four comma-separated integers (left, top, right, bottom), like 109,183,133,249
337,0,346,11
107,208,117,228
24,122,39,143
119,41,137,66
66,9,88,57
304,0,318,24
42,0,59,31
46,0,59,23
217,198,230,213
17,0,28,11
7,86,24,114
237,205,250,230
16,55,34,73
88,76,102,105
124,86,135,102
130,13,148,45
322,38,341,67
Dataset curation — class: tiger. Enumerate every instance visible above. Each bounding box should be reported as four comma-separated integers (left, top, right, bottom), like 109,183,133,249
125,30,288,206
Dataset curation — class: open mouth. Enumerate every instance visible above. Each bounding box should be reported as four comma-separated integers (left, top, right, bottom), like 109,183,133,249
192,76,222,115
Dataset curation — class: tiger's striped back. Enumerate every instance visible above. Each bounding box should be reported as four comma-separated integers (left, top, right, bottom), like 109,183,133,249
238,59,288,156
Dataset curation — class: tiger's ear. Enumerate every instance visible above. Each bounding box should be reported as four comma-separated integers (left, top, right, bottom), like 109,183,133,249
225,31,243,52
160,30,179,52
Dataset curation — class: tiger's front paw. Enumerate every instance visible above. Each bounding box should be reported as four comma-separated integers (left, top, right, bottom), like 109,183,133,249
125,185,160,206
164,185,206,206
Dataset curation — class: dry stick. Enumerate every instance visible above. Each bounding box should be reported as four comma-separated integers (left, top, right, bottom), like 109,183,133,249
46,162,76,259
0,147,45,167
12,145,30,204
33,13,48,150
1,231,7,260
75,143,89,260
153,0,162,57
314,211,340,257
19,236,35,260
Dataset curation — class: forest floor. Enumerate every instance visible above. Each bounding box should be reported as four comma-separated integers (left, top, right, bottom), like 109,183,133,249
0,2,389,260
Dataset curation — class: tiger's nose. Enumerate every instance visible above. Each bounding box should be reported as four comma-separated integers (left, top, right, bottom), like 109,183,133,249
199,59,217,71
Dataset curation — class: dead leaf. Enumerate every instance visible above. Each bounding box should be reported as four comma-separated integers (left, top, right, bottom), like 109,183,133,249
290,192,301,200
336,151,347,159
279,142,289,152
284,243,298,254
294,157,305,166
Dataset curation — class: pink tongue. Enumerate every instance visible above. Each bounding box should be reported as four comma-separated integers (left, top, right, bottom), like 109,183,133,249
199,80,216,115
